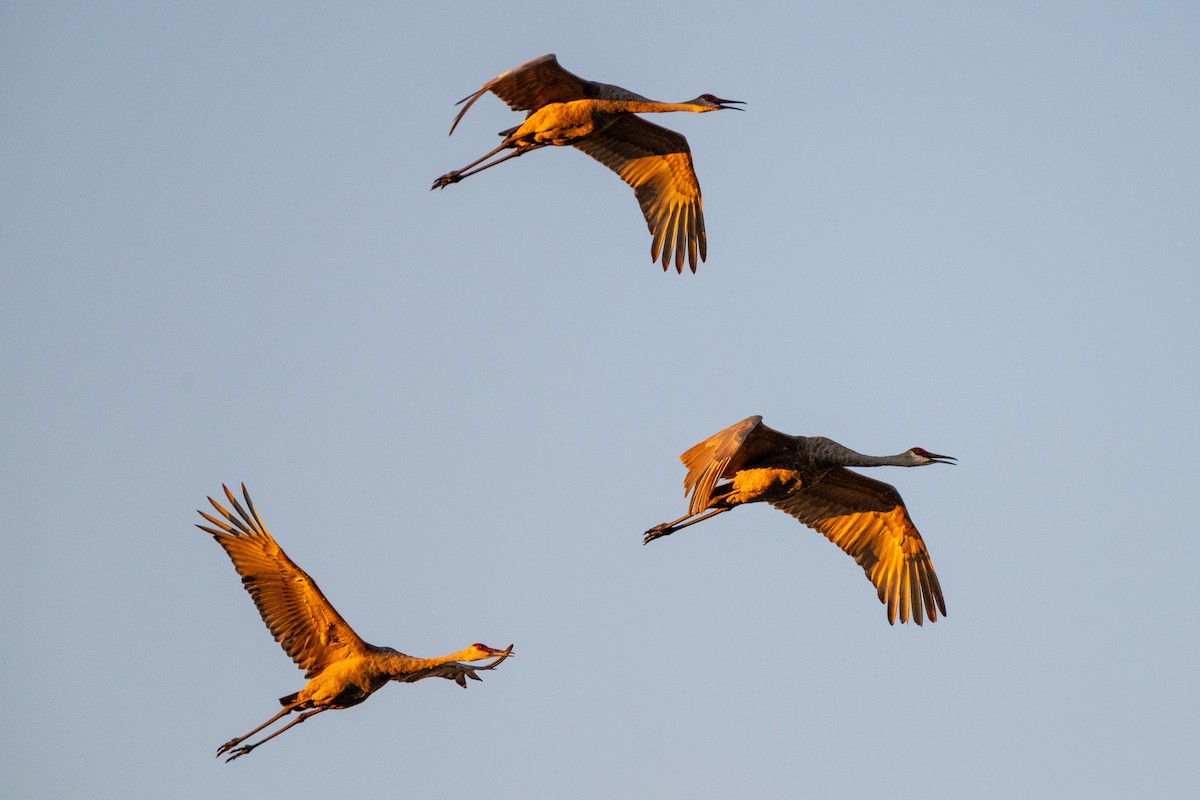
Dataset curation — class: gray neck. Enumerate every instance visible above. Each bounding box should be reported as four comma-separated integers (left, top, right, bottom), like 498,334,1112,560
802,436,914,467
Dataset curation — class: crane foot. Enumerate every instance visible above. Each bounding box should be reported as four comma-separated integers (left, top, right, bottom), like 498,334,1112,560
224,744,256,763
215,738,242,757
643,525,674,545
430,172,462,190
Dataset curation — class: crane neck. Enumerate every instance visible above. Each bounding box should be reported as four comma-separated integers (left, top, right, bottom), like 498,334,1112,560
842,452,913,467
801,436,914,468
590,99,717,114
378,646,481,675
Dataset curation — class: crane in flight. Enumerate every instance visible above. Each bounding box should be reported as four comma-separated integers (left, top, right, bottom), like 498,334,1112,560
193,484,513,762
431,53,743,273
644,416,954,625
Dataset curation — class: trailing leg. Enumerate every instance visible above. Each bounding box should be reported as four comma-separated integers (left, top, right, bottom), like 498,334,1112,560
216,706,293,758
223,708,329,763
643,507,732,544
431,143,548,189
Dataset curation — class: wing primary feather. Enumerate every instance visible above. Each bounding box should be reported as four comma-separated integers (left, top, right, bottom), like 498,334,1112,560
686,208,698,271
886,578,897,625
673,205,686,273
928,563,947,618
917,560,937,622
909,560,923,626
196,508,233,536
196,485,370,678
221,484,255,531
240,483,269,534
649,212,668,265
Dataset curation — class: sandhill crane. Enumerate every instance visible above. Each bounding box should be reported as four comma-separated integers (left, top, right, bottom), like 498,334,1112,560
431,53,743,273
194,484,513,762
644,416,954,625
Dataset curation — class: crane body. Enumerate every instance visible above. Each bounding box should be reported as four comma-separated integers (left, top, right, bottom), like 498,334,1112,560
645,416,954,625
193,484,513,761
431,53,742,273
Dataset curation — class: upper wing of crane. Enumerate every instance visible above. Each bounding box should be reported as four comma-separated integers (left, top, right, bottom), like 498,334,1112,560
448,54,652,135
571,115,707,273
449,54,592,135
679,416,806,513
195,484,370,678
768,468,947,625
680,415,761,514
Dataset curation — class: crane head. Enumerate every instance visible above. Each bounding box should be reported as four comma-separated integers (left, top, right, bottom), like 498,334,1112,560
465,643,515,661
907,447,956,466
692,94,745,111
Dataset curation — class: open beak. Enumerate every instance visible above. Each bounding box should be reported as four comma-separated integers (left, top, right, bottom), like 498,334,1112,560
927,453,956,465
484,644,514,662
715,98,745,111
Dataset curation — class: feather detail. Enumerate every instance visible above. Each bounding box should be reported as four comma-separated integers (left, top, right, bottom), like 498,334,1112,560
195,485,370,677
768,469,946,625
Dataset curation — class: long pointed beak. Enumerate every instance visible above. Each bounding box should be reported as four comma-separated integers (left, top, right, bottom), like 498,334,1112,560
481,645,514,669
715,98,745,111
927,453,956,465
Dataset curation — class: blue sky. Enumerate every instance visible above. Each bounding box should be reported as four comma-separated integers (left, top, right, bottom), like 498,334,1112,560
3,3,1197,798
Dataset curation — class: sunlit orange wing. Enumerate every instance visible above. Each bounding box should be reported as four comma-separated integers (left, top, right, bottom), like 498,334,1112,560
572,115,706,273
769,468,947,625
680,416,808,513
449,54,590,135
196,485,370,677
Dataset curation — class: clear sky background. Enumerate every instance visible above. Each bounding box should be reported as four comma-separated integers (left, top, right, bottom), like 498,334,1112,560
3,3,1197,798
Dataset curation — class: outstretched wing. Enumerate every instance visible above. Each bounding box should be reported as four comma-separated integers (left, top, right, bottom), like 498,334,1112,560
572,115,707,273
769,469,947,625
449,54,591,135
448,54,651,135
195,484,370,677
